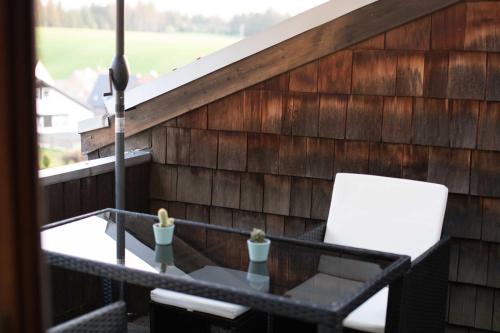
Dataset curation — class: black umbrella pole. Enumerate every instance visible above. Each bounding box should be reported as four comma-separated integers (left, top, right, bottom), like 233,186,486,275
113,0,128,263
115,92,125,263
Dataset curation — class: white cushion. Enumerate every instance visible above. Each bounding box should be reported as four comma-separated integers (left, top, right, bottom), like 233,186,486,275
324,173,448,332
343,288,387,333
151,288,249,320
325,173,448,260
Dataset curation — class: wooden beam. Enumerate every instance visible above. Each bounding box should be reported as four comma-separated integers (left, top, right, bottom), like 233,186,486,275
81,0,460,153
0,0,43,331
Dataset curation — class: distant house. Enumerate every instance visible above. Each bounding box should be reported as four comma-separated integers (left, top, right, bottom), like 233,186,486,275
36,62,95,150
86,73,138,114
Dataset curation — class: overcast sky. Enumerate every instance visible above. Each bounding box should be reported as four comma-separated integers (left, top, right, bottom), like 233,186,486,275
49,0,328,20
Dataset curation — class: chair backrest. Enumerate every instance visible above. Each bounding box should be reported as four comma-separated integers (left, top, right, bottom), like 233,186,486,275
324,173,448,260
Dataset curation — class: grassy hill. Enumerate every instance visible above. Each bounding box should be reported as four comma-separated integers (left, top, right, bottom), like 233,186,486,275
36,27,240,80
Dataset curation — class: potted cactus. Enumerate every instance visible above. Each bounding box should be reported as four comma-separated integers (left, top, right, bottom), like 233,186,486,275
247,228,271,262
153,208,175,245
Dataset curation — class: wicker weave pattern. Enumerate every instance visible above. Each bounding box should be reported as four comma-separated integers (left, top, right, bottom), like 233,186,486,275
47,301,126,333
295,225,450,333
42,209,411,333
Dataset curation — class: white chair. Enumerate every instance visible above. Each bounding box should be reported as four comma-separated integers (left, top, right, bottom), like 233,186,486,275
283,173,450,333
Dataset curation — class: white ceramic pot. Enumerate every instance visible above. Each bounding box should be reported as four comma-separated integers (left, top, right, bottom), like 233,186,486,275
247,238,271,262
153,223,175,245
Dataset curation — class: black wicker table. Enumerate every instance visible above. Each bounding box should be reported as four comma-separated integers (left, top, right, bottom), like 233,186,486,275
41,209,410,333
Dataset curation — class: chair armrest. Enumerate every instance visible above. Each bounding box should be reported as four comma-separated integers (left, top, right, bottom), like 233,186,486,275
47,301,127,333
296,223,326,242
411,235,451,269
395,236,450,333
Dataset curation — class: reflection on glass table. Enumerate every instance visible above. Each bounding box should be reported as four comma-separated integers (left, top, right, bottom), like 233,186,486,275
41,209,410,332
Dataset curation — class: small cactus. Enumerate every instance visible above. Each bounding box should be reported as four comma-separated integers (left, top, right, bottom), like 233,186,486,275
250,228,266,243
158,208,174,228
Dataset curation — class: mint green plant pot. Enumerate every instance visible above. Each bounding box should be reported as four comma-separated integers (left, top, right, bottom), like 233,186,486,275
246,261,270,292
153,223,175,245
154,244,174,265
247,239,271,262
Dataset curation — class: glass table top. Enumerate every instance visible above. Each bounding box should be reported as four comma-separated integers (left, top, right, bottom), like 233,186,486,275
42,210,397,308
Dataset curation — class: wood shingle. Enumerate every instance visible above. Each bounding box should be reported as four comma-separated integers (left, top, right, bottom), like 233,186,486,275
288,92,319,137
386,16,431,50
475,287,494,330
284,217,306,237
289,177,312,219
311,179,333,220
217,131,247,171
289,61,318,93
448,284,477,327
471,150,500,197
382,96,413,144
266,214,284,236
210,207,233,228
448,51,487,100
477,102,500,151
464,1,500,52
346,95,383,142
208,92,244,131
212,170,240,209
350,34,385,50
352,50,397,96
318,94,347,139
449,99,478,149
243,90,262,132
334,140,370,175
279,135,307,177
396,51,424,96
261,73,289,91
423,51,449,98
412,98,449,147
369,143,403,178
318,50,352,95
495,291,500,331
247,133,280,174
428,147,471,194
263,174,291,216
177,106,207,129
487,244,500,288
431,3,466,50
151,126,166,164
306,137,334,180
166,127,190,165
150,163,177,201
444,194,482,240
482,198,500,243
233,211,265,231
240,173,264,212
402,144,429,181
177,166,212,206
261,90,283,134
457,240,489,285
189,129,218,169
486,53,500,101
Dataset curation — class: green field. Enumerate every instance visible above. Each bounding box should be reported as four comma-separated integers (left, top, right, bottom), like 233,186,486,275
36,27,240,80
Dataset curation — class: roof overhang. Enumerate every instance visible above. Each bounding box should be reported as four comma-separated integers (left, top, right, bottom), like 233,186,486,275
82,0,377,131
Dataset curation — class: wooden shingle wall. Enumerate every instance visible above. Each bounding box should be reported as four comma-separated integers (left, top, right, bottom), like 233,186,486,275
144,2,500,331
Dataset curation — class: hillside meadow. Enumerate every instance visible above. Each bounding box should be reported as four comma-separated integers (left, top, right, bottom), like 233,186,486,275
36,27,240,80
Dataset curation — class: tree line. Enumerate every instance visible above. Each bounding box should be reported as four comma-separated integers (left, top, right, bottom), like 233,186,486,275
36,0,290,36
